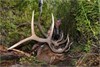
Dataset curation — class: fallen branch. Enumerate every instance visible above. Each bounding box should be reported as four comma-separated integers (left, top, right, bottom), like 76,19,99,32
11,49,31,57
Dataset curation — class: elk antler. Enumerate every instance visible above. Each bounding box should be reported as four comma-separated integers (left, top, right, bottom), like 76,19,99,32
8,11,54,50
36,15,72,49
49,34,73,53
8,11,72,53
36,17,72,52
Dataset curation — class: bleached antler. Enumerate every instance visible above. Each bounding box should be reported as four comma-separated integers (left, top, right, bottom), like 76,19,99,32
8,11,72,53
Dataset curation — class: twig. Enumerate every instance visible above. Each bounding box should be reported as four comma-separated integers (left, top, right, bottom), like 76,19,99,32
11,49,31,57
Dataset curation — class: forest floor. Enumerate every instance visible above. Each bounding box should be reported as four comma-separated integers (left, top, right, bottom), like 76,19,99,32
0,45,99,67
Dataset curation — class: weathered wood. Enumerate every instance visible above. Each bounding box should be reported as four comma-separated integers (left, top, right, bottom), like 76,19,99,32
0,45,31,61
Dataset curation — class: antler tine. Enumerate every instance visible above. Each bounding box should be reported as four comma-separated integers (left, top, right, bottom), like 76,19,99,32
37,22,48,37
48,13,54,40
65,42,73,52
56,32,64,42
31,11,35,35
